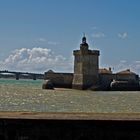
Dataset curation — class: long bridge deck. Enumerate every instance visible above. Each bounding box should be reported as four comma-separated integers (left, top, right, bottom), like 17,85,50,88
0,70,44,80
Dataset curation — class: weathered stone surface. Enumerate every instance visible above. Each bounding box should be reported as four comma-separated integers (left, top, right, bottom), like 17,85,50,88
110,80,140,91
42,80,54,89
72,36,100,89
44,72,73,88
43,36,140,91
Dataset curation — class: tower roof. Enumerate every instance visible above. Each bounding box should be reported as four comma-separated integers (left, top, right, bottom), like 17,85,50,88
116,69,136,75
80,34,89,46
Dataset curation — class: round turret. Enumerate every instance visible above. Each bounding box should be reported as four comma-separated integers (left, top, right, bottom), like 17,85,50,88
80,35,89,51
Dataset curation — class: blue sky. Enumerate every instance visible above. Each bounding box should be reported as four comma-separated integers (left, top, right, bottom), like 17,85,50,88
0,0,140,73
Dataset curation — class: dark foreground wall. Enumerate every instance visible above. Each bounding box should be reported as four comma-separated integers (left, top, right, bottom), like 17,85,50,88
0,119,140,140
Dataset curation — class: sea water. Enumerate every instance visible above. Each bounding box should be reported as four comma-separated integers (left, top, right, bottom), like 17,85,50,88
0,78,43,87
0,78,140,113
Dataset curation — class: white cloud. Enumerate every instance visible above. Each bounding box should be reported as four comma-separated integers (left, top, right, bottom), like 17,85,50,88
91,26,98,30
115,60,129,71
133,61,140,73
134,61,140,64
48,41,59,45
120,60,127,63
0,48,73,73
36,38,59,46
110,60,140,74
92,32,105,38
38,38,47,42
118,32,128,39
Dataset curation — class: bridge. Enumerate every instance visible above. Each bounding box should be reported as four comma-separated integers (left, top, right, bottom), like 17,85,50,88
0,70,44,80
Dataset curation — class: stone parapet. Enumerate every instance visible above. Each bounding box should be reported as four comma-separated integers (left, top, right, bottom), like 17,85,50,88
44,72,73,88
73,49,100,56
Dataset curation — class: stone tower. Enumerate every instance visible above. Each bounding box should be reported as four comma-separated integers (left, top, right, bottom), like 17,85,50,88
72,35,100,89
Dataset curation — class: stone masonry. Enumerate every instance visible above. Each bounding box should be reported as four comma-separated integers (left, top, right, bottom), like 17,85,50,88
72,35,100,89
43,35,139,90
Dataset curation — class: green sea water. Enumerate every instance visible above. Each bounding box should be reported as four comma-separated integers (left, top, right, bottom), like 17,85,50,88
0,78,43,87
0,78,140,113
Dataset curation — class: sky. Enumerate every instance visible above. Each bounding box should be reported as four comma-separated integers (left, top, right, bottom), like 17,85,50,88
0,0,140,74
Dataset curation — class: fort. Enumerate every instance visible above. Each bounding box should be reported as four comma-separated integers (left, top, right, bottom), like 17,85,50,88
43,35,140,90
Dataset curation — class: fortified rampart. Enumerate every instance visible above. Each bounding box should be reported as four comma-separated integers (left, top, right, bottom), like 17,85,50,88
43,35,140,91
99,74,116,90
44,70,73,88
99,69,139,90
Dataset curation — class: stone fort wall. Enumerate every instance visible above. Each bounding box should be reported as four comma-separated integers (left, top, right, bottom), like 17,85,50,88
44,71,139,90
99,73,139,90
44,71,73,88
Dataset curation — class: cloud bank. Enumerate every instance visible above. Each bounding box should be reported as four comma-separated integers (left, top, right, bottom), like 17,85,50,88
110,60,140,74
0,48,73,73
1,48,140,75
92,32,105,38
118,32,128,39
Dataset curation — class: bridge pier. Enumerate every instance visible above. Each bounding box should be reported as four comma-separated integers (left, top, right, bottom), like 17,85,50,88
32,74,36,80
16,73,20,80
0,71,44,80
